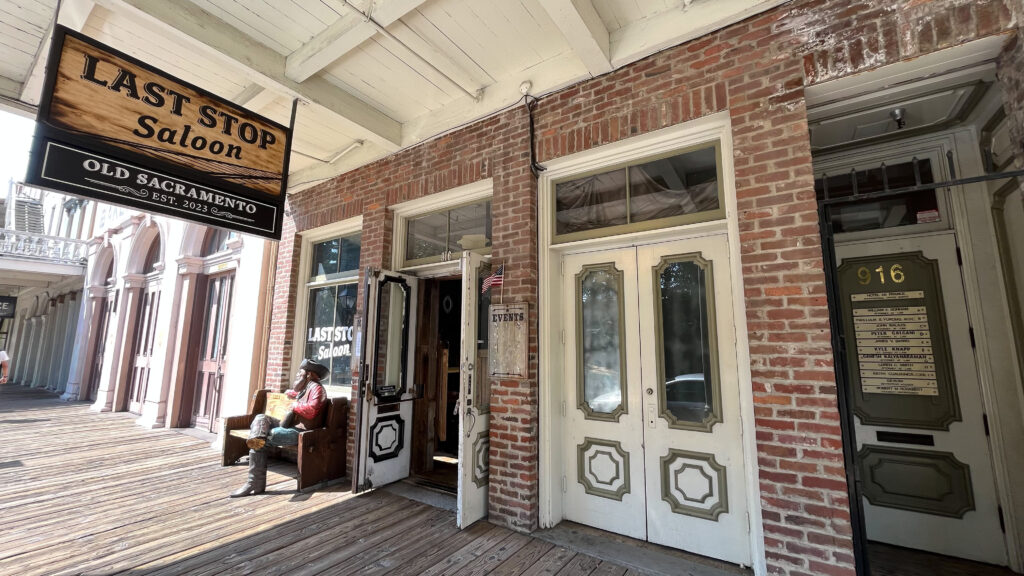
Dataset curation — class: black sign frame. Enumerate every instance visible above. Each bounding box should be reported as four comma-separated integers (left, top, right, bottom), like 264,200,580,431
0,297,16,319
25,26,295,240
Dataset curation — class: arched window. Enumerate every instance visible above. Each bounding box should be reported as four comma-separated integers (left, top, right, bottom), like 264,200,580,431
142,237,162,274
103,259,115,286
201,228,236,257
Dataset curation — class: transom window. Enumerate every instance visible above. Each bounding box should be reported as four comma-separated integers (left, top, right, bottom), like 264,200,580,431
404,199,491,266
305,233,361,393
554,142,724,243
814,158,941,234
311,234,361,282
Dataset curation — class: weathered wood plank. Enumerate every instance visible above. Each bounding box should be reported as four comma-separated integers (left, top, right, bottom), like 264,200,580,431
486,539,557,576
519,546,578,576
0,387,630,576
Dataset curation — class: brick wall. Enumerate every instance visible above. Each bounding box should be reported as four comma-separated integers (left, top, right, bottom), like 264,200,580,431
998,34,1024,170
265,0,1018,573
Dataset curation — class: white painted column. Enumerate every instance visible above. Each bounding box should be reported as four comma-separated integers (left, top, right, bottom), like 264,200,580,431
91,278,138,412
57,292,81,394
10,313,29,384
62,290,95,401
48,296,71,390
30,312,50,388
164,256,203,428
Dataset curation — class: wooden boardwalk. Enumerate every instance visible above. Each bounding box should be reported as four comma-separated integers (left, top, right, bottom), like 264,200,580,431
0,385,634,576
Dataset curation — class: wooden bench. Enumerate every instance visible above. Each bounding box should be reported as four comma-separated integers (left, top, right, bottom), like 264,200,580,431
222,389,348,491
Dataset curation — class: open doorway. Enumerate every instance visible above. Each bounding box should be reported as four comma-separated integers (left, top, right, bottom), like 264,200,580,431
408,276,465,492
355,253,492,528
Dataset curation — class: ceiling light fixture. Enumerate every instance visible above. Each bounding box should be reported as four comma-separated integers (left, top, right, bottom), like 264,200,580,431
890,107,906,130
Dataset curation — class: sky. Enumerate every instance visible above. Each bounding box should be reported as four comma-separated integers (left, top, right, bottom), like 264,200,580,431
0,110,36,191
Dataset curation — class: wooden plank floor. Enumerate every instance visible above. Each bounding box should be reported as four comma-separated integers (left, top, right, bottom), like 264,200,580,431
0,385,635,576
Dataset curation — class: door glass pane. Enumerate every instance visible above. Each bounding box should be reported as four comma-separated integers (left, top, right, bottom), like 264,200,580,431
374,279,409,399
406,211,449,262
629,146,720,223
657,257,717,428
556,170,627,235
475,261,491,411
578,265,626,418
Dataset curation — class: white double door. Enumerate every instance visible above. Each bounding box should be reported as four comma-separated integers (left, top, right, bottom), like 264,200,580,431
561,234,750,565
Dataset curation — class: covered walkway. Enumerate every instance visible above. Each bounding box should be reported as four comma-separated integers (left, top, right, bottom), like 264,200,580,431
0,385,634,576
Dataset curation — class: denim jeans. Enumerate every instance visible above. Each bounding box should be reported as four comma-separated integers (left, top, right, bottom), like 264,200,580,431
249,414,300,449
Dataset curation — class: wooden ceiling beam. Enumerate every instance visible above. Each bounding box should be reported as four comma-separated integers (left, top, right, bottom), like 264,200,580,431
285,0,429,83
20,0,96,105
538,0,613,77
96,0,402,151
233,84,279,113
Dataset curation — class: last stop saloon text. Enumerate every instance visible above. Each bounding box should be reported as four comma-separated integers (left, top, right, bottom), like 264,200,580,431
79,52,278,160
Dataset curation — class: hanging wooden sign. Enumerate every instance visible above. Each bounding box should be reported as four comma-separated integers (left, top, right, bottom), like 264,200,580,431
25,26,293,240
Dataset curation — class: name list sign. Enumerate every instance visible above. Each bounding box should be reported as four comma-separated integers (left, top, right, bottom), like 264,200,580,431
837,251,963,430
489,303,528,379
26,27,292,239
851,291,936,395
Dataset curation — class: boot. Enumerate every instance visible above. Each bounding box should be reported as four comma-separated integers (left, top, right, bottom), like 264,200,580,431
229,449,268,497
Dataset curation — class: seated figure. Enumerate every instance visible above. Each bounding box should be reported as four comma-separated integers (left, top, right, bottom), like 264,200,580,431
229,359,329,497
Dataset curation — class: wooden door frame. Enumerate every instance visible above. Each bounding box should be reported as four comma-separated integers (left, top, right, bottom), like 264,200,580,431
176,273,210,428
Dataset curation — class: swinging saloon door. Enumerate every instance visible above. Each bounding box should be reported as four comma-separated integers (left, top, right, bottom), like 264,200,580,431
458,252,489,527
356,269,419,491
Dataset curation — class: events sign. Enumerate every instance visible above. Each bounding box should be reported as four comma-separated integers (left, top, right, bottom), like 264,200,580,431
26,27,293,239
0,297,16,319
488,303,528,379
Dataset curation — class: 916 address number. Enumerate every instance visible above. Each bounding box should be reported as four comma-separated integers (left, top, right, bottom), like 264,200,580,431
857,264,906,285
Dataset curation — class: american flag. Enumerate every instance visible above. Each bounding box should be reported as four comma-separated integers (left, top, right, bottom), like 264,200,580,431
481,264,504,293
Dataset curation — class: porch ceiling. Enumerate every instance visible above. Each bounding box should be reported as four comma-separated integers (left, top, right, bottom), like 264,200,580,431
0,0,787,193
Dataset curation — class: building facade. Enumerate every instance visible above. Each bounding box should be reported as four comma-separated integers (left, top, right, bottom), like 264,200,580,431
3,182,92,396
263,1,1024,575
78,208,276,433
4,185,276,437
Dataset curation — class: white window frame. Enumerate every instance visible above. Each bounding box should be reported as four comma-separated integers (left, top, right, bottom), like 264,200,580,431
291,216,363,398
391,179,493,274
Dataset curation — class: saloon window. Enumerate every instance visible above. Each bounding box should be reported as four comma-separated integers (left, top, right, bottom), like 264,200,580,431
305,233,361,394
404,199,491,266
554,143,724,243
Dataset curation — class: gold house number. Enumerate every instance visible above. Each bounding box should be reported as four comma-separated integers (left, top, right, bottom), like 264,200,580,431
857,264,906,286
